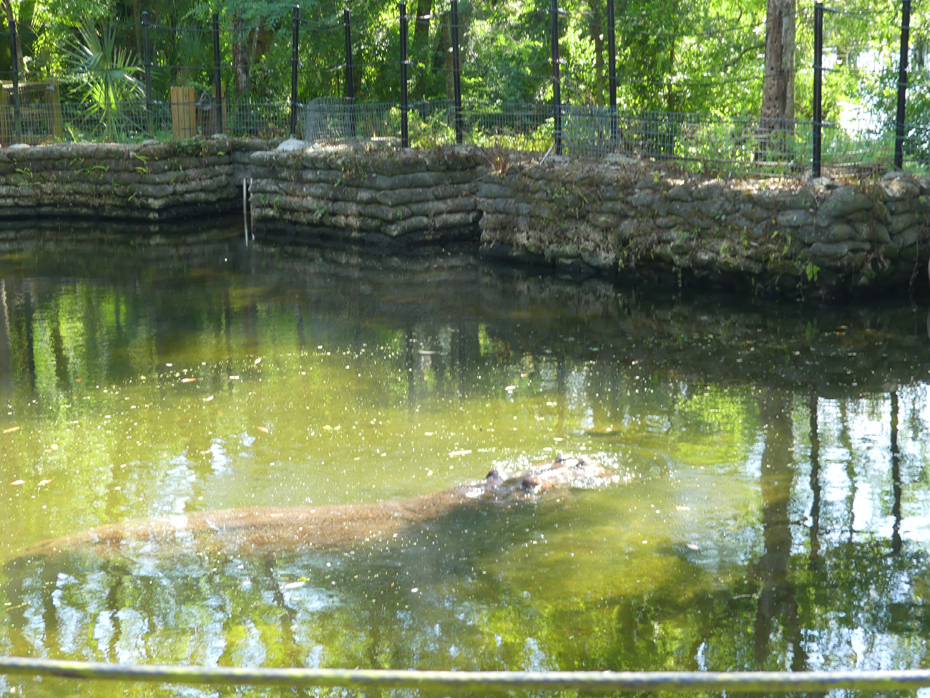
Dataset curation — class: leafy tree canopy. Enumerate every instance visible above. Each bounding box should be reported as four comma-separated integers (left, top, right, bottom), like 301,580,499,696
1,0,924,134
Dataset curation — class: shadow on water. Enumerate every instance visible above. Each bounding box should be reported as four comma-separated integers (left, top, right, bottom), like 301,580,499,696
0,221,927,401
3,490,619,693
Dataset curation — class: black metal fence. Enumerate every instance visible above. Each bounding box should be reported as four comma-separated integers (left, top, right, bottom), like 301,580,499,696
0,1,924,177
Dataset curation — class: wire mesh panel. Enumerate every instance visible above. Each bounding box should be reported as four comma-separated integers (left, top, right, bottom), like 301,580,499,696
460,102,553,152
902,122,930,174
226,101,291,139
0,80,63,146
900,59,930,173
302,99,400,143
0,5,924,177
303,97,355,142
56,100,146,142
821,118,894,175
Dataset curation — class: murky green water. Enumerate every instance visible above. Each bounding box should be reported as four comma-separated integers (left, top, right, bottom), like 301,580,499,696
1,229,930,697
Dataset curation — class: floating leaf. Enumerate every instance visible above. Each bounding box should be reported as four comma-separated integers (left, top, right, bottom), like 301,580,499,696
257,426,269,433
180,377,197,383
3,426,20,434
9,480,24,486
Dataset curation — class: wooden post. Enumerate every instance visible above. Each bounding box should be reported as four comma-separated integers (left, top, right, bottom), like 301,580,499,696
171,85,196,139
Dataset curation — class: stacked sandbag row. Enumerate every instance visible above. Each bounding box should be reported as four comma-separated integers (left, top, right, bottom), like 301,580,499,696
248,143,488,244
0,140,243,221
478,156,930,296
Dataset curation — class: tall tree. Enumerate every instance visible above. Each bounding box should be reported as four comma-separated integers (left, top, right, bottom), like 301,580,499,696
231,13,250,97
760,0,795,142
586,0,605,105
411,0,433,99
1,0,24,74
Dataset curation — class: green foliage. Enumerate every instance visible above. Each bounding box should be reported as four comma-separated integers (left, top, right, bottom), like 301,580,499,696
461,0,549,104
804,261,820,283
61,23,144,139
406,108,456,147
7,0,929,157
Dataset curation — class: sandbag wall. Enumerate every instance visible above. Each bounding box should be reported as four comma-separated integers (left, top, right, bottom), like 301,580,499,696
0,136,926,296
0,140,245,221
478,158,930,295
248,145,488,244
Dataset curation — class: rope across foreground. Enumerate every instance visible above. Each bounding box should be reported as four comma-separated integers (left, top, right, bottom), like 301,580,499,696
3,657,930,693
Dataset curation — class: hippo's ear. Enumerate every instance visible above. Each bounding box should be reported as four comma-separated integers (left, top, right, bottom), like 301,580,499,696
486,468,504,484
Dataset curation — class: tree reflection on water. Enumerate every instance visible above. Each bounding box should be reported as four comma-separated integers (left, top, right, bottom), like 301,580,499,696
0,235,929,696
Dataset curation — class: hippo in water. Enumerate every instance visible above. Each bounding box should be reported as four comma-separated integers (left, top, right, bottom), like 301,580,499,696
16,455,619,561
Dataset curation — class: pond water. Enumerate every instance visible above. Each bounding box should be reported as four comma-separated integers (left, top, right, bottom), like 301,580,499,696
1,228,930,697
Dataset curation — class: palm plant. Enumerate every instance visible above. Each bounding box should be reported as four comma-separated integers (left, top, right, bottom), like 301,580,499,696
62,24,144,140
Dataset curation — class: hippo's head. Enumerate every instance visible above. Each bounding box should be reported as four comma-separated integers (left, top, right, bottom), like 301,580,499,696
480,454,619,501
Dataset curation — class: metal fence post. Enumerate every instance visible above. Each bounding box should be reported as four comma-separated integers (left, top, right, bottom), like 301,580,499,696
400,2,409,148
606,0,618,149
894,0,911,170
451,0,464,144
290,5,300,138
550,0,562,155
812,2,823,178
344,8,357,139
212,13,223,135
9,19,21,144
142,11,154,138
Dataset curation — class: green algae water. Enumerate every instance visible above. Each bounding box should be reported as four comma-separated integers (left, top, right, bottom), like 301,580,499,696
1,231,930,697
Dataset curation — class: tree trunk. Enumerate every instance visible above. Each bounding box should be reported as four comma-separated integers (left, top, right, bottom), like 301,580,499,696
753,391,806,671
760,0,795,155
133,0,142,60
587,0,604,105
412,0,432,99
1,0,23,75
231,14,251,98
665,42,677,112
441,10,453,99
782,0,796,122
